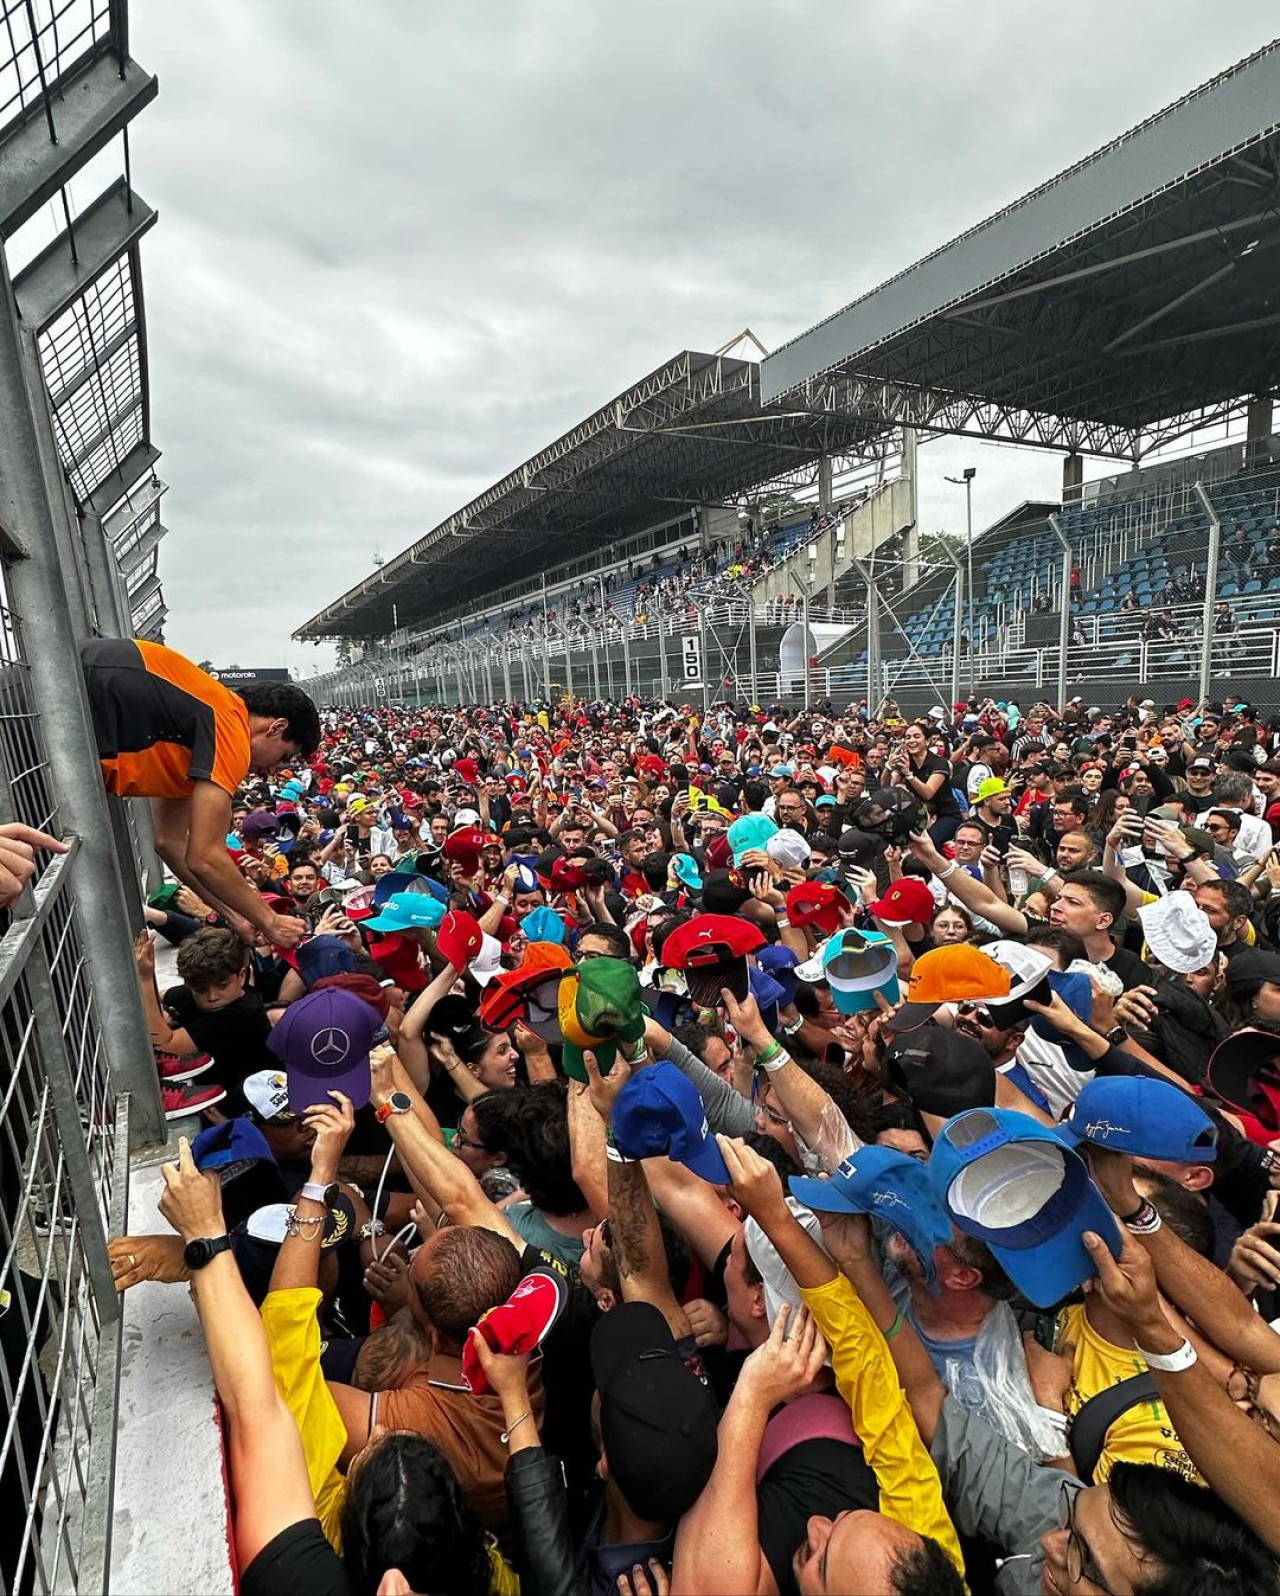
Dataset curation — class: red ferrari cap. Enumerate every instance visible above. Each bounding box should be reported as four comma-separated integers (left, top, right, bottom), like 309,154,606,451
436,910,484,971
786,881,850,934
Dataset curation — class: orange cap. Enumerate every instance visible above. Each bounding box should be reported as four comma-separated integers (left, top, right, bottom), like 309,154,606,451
888,944,1011,1032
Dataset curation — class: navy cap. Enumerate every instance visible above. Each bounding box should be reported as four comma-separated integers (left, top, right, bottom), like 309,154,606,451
790,1145,952,1272
296,934,359,988
756,944,799,1008
930,1106,1122,1309
1055,1077,1218,1163
612,1061,731,1183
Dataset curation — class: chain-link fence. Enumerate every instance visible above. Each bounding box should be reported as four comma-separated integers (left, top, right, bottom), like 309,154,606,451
0,3,170,1590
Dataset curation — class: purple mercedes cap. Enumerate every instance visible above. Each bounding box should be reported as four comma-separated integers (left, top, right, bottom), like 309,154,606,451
269,988,380,1112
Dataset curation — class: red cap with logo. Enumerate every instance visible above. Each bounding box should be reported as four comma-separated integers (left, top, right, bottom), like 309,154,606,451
436,910,484,971
867,878,937,928
786,881,850,935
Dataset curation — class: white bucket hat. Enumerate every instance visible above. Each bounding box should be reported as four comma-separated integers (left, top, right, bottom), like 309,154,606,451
1138,894,1216,975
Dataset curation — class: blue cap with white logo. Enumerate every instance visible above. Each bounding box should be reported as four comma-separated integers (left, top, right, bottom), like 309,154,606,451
364,892,447,933
1054,1077,1218,1163
612,1061,730,1184
929,1106,1122,1308
789,1145,952,1271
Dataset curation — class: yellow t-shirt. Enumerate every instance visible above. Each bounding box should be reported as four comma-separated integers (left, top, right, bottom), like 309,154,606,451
1055,1302,1201,1485
260,1288,521,1594
261,1287,350,1548
800,1274,965,1578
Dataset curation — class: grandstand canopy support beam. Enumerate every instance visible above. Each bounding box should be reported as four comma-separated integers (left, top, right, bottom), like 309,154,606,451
0,49,158,240
11,179,156,331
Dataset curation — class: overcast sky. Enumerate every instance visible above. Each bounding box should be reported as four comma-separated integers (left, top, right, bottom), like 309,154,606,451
130,1,1276,675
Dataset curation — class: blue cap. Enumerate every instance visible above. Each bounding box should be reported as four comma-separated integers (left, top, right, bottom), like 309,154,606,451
769,764,794,779
296,935,359,987
790,1146,952,1272
755,944,799,1008
815,794,837,808
613,1061,731,1183
521,906,566,945
192,1118,274,1172
372,869,422,907
365,892,447,933
929,1107,1122,1309
672,853,703,891
727,812,777,863
823,928,900,1015
1028,969,1095,1071
1054,1077,1218,1163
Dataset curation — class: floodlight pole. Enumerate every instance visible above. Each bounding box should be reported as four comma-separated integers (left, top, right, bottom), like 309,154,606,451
1048,512,1072,713
1194,481,1221,704
940,541,965,711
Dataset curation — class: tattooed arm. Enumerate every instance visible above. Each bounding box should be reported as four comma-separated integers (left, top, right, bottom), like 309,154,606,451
607,1156,690,1340
580,1042,693,1341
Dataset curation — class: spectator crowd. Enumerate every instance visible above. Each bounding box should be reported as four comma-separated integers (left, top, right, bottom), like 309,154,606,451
113,674,1280,1595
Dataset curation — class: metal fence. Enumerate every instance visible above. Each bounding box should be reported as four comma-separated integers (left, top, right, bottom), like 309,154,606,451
0,2,171,1591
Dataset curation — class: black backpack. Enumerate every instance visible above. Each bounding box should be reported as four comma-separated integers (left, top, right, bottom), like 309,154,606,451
1068,1373,1159,1483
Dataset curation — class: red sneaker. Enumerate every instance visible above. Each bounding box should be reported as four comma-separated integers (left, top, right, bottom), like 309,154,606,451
161,1082,226,1120
157,1051,213,1083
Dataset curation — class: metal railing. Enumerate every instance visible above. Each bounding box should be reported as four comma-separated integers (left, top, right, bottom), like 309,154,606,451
0,3,171,1591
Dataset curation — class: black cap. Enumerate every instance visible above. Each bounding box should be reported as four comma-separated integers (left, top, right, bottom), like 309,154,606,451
883,1027,995,1116
1223,949,1280,994
1208,1027,1280,1132
700,868,752,914
590,1302,719,1521
428,994,476,1041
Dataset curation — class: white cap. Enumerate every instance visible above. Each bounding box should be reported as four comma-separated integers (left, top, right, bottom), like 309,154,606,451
246,1203,290,1244
983,940,1053,997
929,706,947,720
470,933,504,987
795,934,835,985
452,808,481,828
766,829,812,870
243,1070,292,1121
1138,894,1216,975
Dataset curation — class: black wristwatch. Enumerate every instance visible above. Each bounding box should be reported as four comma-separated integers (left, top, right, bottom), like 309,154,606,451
183,1235,232,1271
1104,1025,1128,1045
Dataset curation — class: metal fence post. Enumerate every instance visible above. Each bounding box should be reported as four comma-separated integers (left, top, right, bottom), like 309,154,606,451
0,260,165,1149
1047,513,1072,711
1194,481,1221,703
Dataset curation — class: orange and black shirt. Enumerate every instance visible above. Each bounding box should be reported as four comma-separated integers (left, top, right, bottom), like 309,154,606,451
81,638,251,800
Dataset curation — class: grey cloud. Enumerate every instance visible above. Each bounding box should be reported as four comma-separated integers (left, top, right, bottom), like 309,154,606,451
129,0,1274,671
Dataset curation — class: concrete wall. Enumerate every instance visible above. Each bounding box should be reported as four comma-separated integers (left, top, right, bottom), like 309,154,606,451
111,941,235,1596
753,478,915,606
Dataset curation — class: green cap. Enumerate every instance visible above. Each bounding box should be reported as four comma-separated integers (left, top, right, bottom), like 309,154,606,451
557,957,646,1082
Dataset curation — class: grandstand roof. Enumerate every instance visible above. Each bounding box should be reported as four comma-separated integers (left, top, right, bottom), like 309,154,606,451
295,349,881,640
761,40,1280,459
